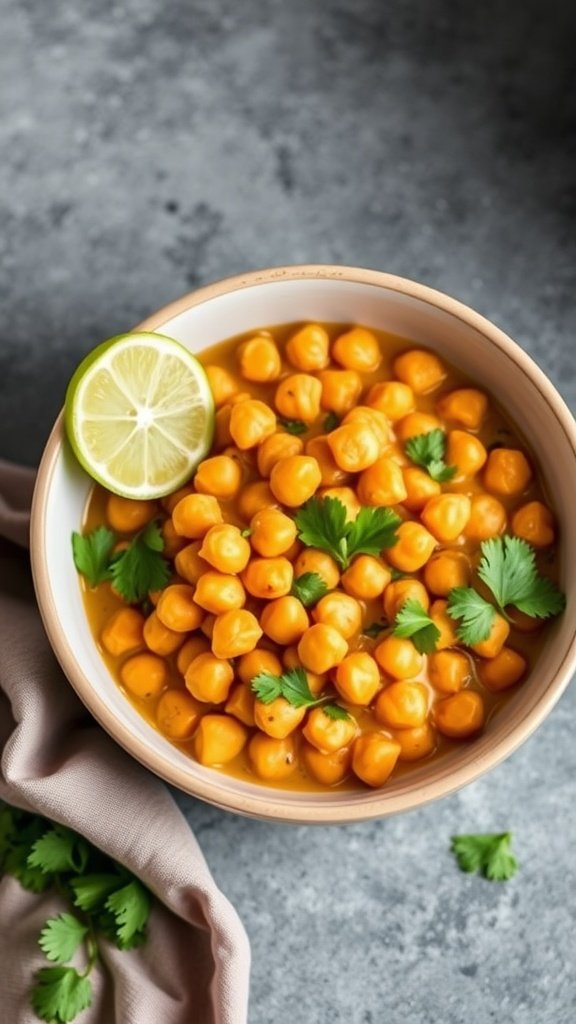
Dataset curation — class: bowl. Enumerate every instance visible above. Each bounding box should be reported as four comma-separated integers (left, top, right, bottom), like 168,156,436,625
30,265,576,823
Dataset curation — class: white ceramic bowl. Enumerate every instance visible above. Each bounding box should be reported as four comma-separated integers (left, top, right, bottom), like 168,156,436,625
31,266,576,823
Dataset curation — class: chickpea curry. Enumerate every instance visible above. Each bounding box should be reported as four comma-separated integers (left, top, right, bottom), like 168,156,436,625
75,322,565,791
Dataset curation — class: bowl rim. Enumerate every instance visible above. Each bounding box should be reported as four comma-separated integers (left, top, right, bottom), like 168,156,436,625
30,264,576,823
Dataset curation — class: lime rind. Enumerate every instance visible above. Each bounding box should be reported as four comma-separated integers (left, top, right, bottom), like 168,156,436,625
64,332,215,499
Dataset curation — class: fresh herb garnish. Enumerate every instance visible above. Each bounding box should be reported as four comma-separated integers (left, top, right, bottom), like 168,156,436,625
393,599,441,654
72,521,170,604
363,620,388,638
251,667,319,708
451,832,518,881
323,411,340,432
0,803,152,1023
404,429,456,482
322,704,351,721
446,587,496,646
279,418,308,435
295,497,401,570
390,567,408,581
71,527,116,587
290,572,329,607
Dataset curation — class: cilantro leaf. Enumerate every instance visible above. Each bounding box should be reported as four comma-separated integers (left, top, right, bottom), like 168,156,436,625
322,704,351,721
323,411,340,432
72,527,116,587
393,599,441,654
477,536,565,619
295,497,400,569
28,827,89,875
105,879,151,947
363,620,387,638
110,520,171,603
447,587,496,646
70,873,124,913
451,832,518,881
4,844,52,893
346,505,401,559
279,418,308,435
39,914,88,963
0,804,20,859
405,429,456,483
290,572,329,607
251,667,318,709
31,966,92,1023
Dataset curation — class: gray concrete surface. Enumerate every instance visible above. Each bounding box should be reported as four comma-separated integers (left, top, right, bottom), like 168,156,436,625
1,1,575,1021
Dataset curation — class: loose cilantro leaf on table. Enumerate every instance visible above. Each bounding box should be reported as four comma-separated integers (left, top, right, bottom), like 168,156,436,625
71,527,116,587
32,966,92,1024
279,418,308,435
110,520,170,603
29,826,89,875
446,587,496,646
105,879,151,947
393,599,441,654
290,572,329,607
405,429,456,483
295,497,400,570
451,832,518,881
477,536,565,619
39,914,88,964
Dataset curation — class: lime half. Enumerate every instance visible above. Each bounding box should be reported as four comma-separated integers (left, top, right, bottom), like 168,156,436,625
65,332,215,499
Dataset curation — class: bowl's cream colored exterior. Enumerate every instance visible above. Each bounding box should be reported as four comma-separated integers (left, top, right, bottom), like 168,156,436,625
30,266,576,823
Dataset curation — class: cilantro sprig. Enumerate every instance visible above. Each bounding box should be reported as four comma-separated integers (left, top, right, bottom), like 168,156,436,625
295,496,401,570
451,832,518,881
72,520,170,604
0,803,152,1023
393,599,441,654
250,667,350,719
279,418,308,435
405,429,456,483
290,572,329,607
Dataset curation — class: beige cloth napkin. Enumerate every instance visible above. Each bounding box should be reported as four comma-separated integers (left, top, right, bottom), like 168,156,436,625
0,459,250,1023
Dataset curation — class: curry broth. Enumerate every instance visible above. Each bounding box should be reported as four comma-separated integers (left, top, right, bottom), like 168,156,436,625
81,322,558,792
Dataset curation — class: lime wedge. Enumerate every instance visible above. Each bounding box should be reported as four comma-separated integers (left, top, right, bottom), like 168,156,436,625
64,332,215,499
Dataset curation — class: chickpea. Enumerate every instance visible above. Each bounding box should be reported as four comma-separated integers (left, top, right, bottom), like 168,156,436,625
194,455,242,499
395,412,443,443
446,430,487,477
320,486,361,521
429,599,459,650
194,714,248,766
478,648,527,691
298,624,348,674
161,517,186,558
213,404,233,449
305,435,350,487
260,596,309,645
393,724,436,762
229,399,276,450
366,380,415,421
211,609,263,659
294,548,340,589
242,557,294,600
238,334,282,382
161,483,195,516
285,323,330,372
199,524,251,574
257,431,304,477
204,364,239,406
194,571,246,615
312,591,363,639
185,652,234,703
401,467,441,512
172,494,223,539
156,690,201,740
201,615,216,640
341,555,391,600
483,448,532,496
248,733,298,780
393,349,446,394
106,495,156,533
120,653,167,699
387,521,437,573
421,493,471,543
176,635,211,676
511,501,555,548
331,327,382,372
101,608,145,657
343,407,391,453
470,612,510,659
318,369,363,415
464,494,507,542
225,683,256,727
237,648,283,686
436,388,488,429
156,584,205,632
374,681,429,729
250,507,297,557
357,457,408,506
374,635,423,679
175,540,209,584
327,423,381,473
270,455,321,507
302,743,352,785
435,691,485,738
237,481,278,521
303,706,358,753
352,733,401,787
334,652,382,705
424,551,470,597
143,611,185,656
275,373,322,423
383,579,430,622
254,697,307,739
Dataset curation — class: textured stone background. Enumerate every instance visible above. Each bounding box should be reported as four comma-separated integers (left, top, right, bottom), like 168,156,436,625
1,1,575,1021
